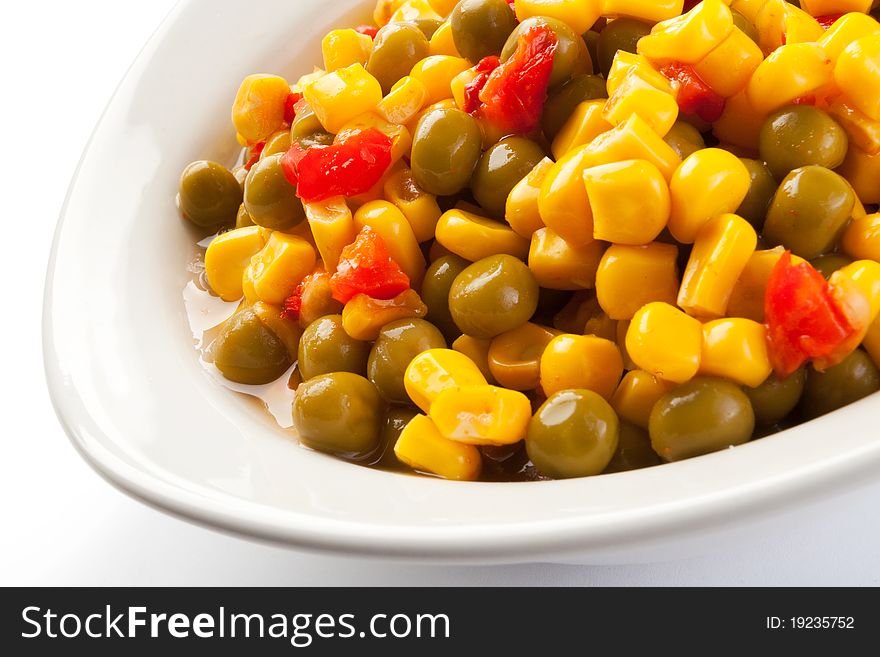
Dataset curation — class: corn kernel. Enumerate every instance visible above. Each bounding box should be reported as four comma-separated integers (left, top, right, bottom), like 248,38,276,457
827,97,880,156
747,43,834,115
596,243,679,320
712,88,766,151
837,260,880,323
700,318,772,387
383,166,441,243
552,100,612,160
452,335,496,382
693,27,763,98
528,228,605,290
638,0,735,64
800,0,873,17
754,0,817,54
678,213,757,318
537,145,596,247
303,64,383,134
606,52,674,97
450,68,478,110
231,74,291,145
819,12,880,63
354,200,427,285
583,114,682,181
405,348,488,412
391,0,443,22
584,159,671,245
626,302,703,383
304,197,357,273
842,213,880,261
616,319,637,369
322,29,374,72
668,148,751,244
488,322,560,390
584,312,618,341
429,20,460,57
601,0,684,23
394,414,482,481
835,36,880,122
342,289,428,341
602,75,679,136
251,301,303,357
243,233,316,306
375,0,408,26
428,0,459,15
204,226,268,301
410,56,471,105
727,247,802,322
376,76,429,126
291,68,327,94
506,157,552,238
435,209,531,261
730,0,764,23
838,147,880,204
514,0,602,34
540,334,625,400
611,370,676,430
431,385,532,445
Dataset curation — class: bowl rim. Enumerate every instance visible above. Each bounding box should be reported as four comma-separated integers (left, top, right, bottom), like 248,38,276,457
42,0,880,563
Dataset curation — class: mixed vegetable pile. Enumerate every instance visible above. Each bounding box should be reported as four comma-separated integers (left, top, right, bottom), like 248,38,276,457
178,0,880,482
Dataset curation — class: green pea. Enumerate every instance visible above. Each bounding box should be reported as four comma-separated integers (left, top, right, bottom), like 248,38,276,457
736,158,777,231
744,369,805,426
411,108,483,196
211,307,291,385
368,319,447,403
471,136,546,218
604,421,663,474
451,0,518,62
421,255,470,340
179,160,242,229
801,350,880,420
243,153,306,231
663,121,706,160
810,254,854,280
758,105,849,180
596,18,652,78
367,22,431,94
542,74,607,140
297,315,370,380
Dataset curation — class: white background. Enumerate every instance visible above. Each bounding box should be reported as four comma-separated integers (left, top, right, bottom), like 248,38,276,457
2,0,880,586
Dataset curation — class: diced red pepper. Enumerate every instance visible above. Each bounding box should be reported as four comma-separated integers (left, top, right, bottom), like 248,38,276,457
474,24,558,135
281,128,394,202
816,14,845,30
284,92,303,125
355,24,380,39
660,62,726,124
764,252,865,377
463,56,500,115
329,227,410,304
243,140,266,171
280,281,305,321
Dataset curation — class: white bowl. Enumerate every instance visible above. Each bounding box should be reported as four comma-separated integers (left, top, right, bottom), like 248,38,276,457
44,0,880,564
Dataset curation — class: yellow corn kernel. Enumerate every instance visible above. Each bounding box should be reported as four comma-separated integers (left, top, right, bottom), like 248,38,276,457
514,0,602,34
376,76,429,126
383,166,441,243
231,74,291,145
431,384,532,446
746,43,834,115
429,20,460,57
668,148,751,244
835,36,880,122
611,370,676,430
291,68,327,94
819,12,880,63
626,302,703,383
303,64,383,134
700,318,772,387
243,233,316,306
601,0,684,23
754,0,809,53
584,312,617,341
537,146,596,247
552,100,612,160
827,97,880,156
353,201,427,285
838,147,880,204
583,114,682,181
583,159,671,245
450,68,477,110
842,213,880,261
410,56,471,105
322,29,373,72
712,88,766,151
540,334,625,400
404,348,488,412
342,289,427,341
727,247,802,322
391,0,443,22
730,0,764,23
693,27,763,98
488,323,559,390
435,209,531,261
528,228,605,290
375,0,408,26
452,335,496,382
837,260,880,323
303,197,357,273
602,75,679,136
678,213,757,319
638,0,735,64
394,414,482,481
595,243,680,320
204,226,268,301
864,318,880,368
800,0,873,17
335,113,413,164
616,319,637,369
506,157,552,238
428,0,459,15
606,52,674,97
552,290,601,334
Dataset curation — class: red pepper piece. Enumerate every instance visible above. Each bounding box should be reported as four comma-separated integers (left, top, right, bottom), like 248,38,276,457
660,62,726,124
284,92,303,125
816,14,845,30
283,128,394,202
764,252,860,377
355,24,380,39
280,281,305,321
463,56,501,115
475,24,558,135
243,141,266,171
329,227,410,304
